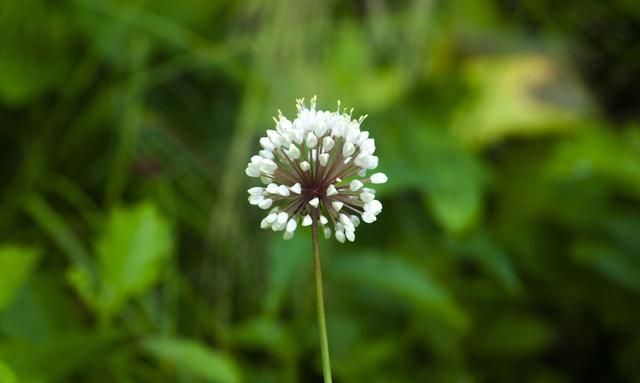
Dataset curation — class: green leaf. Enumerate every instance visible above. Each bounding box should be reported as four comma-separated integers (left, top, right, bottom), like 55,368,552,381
263,235,310,314
452,54,591,148
572,240,640,292
448,232,521,293
0,273,78,343
546,127,640,197
24,195,92,270
331,252,467,330
0,245,40,311
143,337,240,383
0,332,120,383
96,202,173,317
0,360,17,383
474,313,553,357
380,123,486,232
230,318,294,359
0,1,72,105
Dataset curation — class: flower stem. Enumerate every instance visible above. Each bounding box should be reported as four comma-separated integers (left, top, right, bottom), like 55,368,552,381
312,219,333,383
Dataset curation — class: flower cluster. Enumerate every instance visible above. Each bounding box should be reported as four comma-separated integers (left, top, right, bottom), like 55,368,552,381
246,97,387,242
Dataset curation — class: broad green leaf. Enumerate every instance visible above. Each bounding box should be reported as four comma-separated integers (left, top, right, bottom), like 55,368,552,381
327,22,408,111
230,318,294,359
263,235,310,314
0,245,40,311
546,127,640,197
331,252,467,329
452,54,591,148
0,332,120,383
143,337,240,383
0,1,72,105
379,122,486,232
573,240,640,292
24,195,92,270
448,232,521,293
0,273,78,343
96,202,173,317
0,360,17,383
474,313,553,357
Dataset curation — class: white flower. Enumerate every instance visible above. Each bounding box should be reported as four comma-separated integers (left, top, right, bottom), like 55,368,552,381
370,172,388,184
246,96,387,242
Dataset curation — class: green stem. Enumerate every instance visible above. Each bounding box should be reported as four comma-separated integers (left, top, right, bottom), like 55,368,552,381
312,220,333,383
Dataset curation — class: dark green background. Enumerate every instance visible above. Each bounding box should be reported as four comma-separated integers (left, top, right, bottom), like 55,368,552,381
1,0,640,382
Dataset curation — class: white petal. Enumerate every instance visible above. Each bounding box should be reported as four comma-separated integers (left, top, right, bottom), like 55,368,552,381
277,117,292,133
354,153,377,169
346,123,360,143
343,142,355,157
356,131,369,145
283,230,294,240
336,177,342,182
267,130,282,147
266,183,279,194
245,165,261,177
314,121,328,137
370,172,388,184
266,213,278,224
319,153,329,166
291,129,304,144
261,159,278,174
323,227,332,239
349,179,363,191
290,183,302,194
277,212,288,225
364,200,383,215
367,156,379,169
319,216,328,225
260,176,271,185
362,212,377,223
260,217,272,229
360,138,376,155
278,184,290,196
287,143,301,160
302,215,313,226
343,156,352,164
279,131,292,147
309,197,320,208
258,199,273,209
322,136,335,152
326,185,338,196
300,161,311,172
248,195,264,205
260,137,275,151
306,132,318,148
286,218,297,233
335,230,345,243
259,149,274,159
332,201,344,211
360,191,375,203
346,230,355,242
248,187,264,195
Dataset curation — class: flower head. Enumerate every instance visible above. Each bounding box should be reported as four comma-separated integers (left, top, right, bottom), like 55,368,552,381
246,96,387,242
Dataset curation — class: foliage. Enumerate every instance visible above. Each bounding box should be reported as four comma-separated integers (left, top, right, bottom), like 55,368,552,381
1,0,640,382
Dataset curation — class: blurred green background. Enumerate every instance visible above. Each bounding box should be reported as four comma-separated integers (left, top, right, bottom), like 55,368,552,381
1,0,640,382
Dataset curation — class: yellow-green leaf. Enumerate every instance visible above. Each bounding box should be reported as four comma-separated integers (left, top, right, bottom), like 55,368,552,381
0,245,40,311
